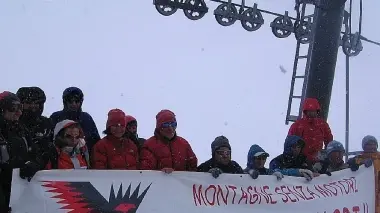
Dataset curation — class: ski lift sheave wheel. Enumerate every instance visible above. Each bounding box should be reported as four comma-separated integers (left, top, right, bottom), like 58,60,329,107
270,15,293,38
155,0,178,16
294,20,312,44
342,34,363,57
183,0,208,21
214,3,238,27
240,8,264,32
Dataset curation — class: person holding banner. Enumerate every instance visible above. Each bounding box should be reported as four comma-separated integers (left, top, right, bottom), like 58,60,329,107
347,135,379,213
269,135,316,181
140,109,197,173
244,144,284,180
0,91,44,213
313,140,348,175
197,136,252,179
92,109,139,170
45,119,90,169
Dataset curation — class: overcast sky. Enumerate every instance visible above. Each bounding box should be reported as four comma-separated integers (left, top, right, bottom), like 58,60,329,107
0,0,379,166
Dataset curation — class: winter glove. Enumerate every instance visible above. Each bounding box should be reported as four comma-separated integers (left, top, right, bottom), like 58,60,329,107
349,162,359,171
20,161,40,182
363,159,373,168
161,168,174,174
247,169,259,179
209,168,222,179
272,171,284,180
299,169,314,181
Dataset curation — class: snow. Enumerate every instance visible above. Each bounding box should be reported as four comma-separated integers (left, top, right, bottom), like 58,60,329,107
0,0,379,166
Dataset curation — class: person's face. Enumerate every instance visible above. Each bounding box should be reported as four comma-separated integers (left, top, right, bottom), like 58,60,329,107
329,151,344,164
127,123,137,134
291,143,302,156
3,101,22,121
63,127,80,147
23,101,40,113
110,124,126,138
214,147,231,165
66,97,81,111
159,121,177,139
363,142,377,153
305,110,318,118
253,155,267,168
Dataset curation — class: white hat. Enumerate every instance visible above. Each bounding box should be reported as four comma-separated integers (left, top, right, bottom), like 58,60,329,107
54,120,77,140
254,151,269,157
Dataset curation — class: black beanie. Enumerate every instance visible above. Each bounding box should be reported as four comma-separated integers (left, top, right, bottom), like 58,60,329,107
211,136,231,155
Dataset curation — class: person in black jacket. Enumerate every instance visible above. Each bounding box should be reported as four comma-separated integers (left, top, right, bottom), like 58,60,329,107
0,91,43,212
197,136,258,179
124,115,145,152
269,135,316,181
16,87,56,167
50,87,100,155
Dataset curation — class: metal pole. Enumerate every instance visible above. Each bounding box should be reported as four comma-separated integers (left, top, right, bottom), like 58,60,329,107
345,54,350,162
304,1,345,120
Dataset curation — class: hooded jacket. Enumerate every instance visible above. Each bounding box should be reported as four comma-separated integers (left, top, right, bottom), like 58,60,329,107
50,87,100,153
269,135,312,176
288,98,333,162
244,145,274,175
313,140,348,174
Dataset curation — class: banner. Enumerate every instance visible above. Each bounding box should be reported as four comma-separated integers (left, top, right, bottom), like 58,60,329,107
10,166,375,213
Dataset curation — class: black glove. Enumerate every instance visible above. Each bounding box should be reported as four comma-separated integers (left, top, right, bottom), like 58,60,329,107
20,161,40,182
349,163,359,172
209,168,222,179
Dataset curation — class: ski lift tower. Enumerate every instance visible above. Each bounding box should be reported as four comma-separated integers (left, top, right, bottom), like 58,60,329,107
153,0,347,123
153,0,379,156
285,0,347,123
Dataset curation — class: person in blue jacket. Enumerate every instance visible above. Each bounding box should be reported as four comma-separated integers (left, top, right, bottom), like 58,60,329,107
244,144,284,180
50,87,100,155
269,135,316,181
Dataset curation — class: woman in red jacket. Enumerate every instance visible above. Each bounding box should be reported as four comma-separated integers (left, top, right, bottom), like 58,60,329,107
91,109,139,170
140,109,198,173
46,119,90,169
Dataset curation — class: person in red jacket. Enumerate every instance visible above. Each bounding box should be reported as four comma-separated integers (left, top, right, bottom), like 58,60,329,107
288,98,333,162
140,109,197,173
91,109,139,170
46,119,90,169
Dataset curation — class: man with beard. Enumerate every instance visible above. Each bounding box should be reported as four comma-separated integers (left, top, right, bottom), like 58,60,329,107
197,136,259,180
16,87,55,167
50,87,100,155
124,115,145,152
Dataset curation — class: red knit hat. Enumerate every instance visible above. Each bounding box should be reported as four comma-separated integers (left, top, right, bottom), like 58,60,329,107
106,109,126,129
156,109,176,128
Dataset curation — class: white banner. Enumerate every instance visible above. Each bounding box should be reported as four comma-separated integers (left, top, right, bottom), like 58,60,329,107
10,166,375,213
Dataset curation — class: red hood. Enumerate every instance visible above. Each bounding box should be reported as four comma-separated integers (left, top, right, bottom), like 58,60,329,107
125,115,136,124
302,98,321,111
302,98,321,119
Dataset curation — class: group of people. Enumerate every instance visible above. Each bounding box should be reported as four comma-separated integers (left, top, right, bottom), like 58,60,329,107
0,86,378,212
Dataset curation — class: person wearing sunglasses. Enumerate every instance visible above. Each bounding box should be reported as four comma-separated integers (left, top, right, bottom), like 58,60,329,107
269,135,317,181
0,91,44,212
46,120,89,170
244,145,284,180
92,109,139,170
140,109,197,173
197,136,250,179
50,87,100,156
